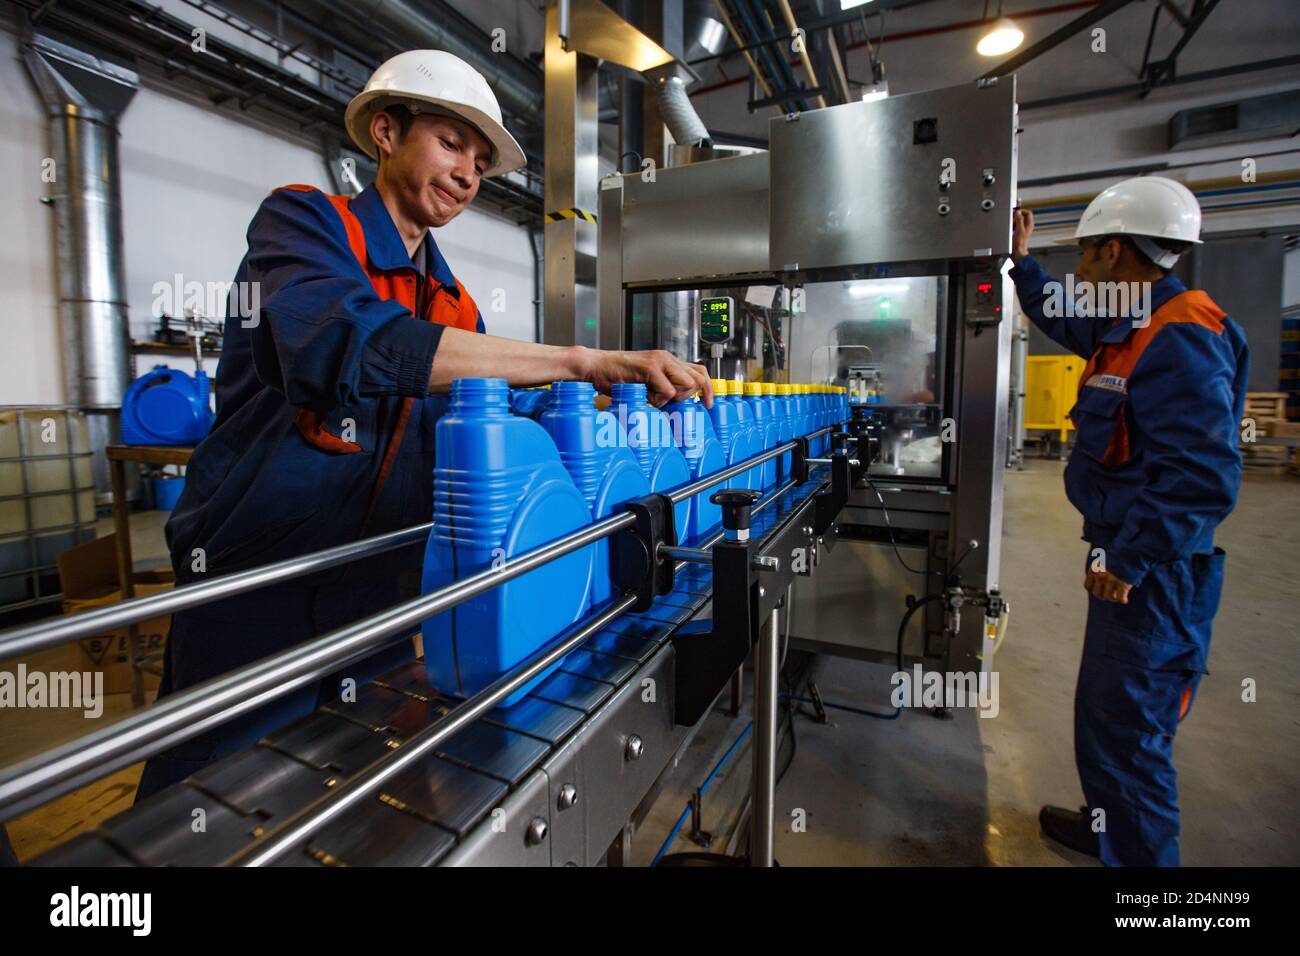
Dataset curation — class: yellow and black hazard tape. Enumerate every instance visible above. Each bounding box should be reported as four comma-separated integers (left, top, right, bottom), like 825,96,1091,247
544,207,598,224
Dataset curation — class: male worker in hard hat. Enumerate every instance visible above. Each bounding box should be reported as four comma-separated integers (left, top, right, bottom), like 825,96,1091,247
135,51,712,799
1009,178,1248,866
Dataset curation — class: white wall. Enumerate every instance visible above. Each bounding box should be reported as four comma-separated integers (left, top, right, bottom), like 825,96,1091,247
0,14,537,407
0,24,63,405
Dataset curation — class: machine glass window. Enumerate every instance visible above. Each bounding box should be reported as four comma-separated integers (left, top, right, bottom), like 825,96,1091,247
803,276,949,482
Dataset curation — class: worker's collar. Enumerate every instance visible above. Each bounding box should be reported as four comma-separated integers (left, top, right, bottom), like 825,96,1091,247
1098,272,1187,343
350,184,458,289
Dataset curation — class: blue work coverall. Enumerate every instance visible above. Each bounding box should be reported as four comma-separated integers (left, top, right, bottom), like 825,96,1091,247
135,184,485,800
1011,255,1248,866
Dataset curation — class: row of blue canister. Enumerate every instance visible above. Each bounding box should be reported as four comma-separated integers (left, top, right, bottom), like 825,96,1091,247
421,377,849,706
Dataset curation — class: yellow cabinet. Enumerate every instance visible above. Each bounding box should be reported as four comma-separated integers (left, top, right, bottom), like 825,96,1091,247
1024,355,1084,444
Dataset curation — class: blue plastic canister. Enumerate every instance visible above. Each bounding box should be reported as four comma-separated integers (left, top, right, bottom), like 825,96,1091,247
794,385,811,450
608,384,692,543
726,382,763,489
541,381,651,608
765,383,792,483
742,382,778,488
662,397,724,542
708,379,748,492
121,365,214,446
422,378,594,706
509,386,553,420
152,475,186,511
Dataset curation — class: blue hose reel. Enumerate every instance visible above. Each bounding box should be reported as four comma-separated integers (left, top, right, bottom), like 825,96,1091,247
121,365,214,446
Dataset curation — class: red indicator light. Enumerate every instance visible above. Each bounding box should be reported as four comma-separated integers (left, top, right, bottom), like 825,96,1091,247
977,283,993,293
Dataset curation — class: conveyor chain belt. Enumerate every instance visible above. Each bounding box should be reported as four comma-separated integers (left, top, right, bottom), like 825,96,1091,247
32,471,832,867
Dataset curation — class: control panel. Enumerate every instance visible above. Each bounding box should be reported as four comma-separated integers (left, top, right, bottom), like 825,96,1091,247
699,296,736,345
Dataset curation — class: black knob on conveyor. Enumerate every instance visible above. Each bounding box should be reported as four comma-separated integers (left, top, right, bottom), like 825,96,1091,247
710,489,762,542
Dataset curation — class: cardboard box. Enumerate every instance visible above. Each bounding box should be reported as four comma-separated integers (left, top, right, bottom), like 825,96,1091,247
58,534,173,696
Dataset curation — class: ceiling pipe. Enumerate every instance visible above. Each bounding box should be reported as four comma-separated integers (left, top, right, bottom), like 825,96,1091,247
775,0,827,109
287,0,544,127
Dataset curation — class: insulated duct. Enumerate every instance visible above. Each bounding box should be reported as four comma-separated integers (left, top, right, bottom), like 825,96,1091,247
23,33,139,498
655,74,711,148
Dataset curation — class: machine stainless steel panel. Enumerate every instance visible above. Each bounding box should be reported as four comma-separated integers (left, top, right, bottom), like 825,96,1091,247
441,771,552,867
540,740,586,867
576,644,684,866
949,267,1013,671
619,153,771,285
789,538,933,662
769,79,1017,272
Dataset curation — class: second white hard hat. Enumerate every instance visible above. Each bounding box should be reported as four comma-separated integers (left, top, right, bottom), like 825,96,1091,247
1070,176,1203,245
345,50,527,178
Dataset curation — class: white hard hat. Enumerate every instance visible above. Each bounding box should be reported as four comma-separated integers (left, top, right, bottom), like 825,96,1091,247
345,50,526,178
1062,176,1202,266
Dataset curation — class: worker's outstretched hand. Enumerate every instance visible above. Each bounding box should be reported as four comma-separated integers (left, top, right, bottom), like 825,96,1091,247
582,348,713,408
1011,207,1034,265
1084,569,1132,604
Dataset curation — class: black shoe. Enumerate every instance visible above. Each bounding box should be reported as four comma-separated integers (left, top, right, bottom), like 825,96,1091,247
1039,805,1100,858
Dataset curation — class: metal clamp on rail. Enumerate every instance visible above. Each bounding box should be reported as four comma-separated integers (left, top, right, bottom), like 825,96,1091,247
611,493,677,611
812,447,855,541
671,490,762,727
789,435,811,485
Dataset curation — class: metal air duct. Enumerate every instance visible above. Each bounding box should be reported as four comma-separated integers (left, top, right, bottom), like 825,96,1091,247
24,33,139,498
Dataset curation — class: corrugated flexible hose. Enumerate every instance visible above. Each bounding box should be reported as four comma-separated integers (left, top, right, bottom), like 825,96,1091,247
655,75,711,149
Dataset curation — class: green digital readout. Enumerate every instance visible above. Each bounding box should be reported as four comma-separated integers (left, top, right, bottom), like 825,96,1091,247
700,296,735,344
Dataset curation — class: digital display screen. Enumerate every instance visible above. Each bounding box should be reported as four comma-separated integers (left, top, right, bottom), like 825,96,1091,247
700,296,734,344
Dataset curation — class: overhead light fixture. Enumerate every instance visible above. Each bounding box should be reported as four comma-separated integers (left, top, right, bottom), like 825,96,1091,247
840,0,875,9
977,18,1024,56
847,281,910,297
860,59,887,103
861,81,888,103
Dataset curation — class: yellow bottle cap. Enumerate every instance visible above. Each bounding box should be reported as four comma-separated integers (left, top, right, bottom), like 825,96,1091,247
761,382,777,395
710,378,726,395
743,382,762,396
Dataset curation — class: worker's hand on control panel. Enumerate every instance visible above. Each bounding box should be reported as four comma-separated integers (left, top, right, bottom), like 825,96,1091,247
1084,568,1132,604
1011,207,1034,265
581,348,713,408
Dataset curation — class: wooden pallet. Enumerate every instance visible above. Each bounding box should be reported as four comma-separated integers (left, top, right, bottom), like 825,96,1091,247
1244,392,1288,422
1243,442,1289,458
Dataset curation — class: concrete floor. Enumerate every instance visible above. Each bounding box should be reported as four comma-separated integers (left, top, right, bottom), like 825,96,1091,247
641,459,1300,866
0,512,169,862
4,466,1297,865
